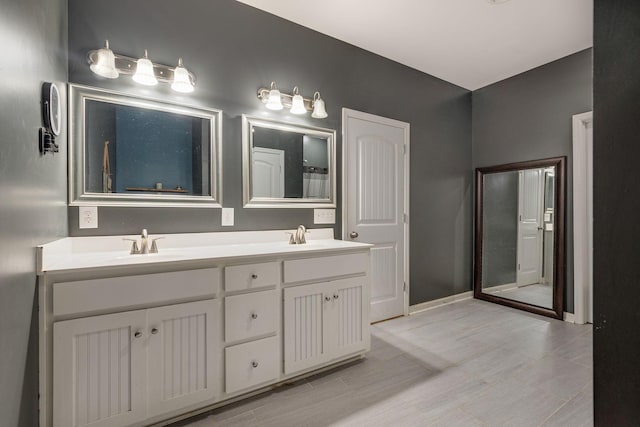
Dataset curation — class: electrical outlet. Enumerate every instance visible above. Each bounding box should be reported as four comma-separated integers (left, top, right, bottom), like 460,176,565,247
314,208,336,224
79,206,98,229
221,208,234,226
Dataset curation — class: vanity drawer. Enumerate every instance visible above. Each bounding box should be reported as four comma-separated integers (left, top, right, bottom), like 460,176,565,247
225,336,279,394
225,289,278,342
284,252,369,283
225,261,280,292
53,268,220,317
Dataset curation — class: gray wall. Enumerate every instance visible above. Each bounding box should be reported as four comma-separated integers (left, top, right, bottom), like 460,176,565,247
67,0,472,305
593,0,640,423
0,0,68,425
472,48,593,312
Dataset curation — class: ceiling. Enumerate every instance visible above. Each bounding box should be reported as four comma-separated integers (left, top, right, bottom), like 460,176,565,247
236,0,593,90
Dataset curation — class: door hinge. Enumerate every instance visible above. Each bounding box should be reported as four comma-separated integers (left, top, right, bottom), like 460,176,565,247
403,144,407,155
403,213,408,223
518,263,520,270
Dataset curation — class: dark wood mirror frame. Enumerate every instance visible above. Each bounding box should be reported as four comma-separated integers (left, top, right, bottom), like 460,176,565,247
474,156,566,319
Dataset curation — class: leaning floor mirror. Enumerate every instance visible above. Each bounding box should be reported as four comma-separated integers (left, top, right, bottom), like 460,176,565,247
474,157,566,319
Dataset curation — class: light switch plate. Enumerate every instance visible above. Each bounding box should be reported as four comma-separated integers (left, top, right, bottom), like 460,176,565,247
221,208,234,226
79,206,98,229
314,208,336,224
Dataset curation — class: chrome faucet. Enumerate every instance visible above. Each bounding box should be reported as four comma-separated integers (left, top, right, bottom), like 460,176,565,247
289,224,308,245
139,229,149,254
123,229,163,254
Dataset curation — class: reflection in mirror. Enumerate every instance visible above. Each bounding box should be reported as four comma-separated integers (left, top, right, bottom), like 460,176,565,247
242,115,336,208
475,157,565,319
70,84,222,207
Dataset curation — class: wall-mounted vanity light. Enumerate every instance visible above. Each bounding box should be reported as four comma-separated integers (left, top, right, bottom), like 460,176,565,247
257,81,328,118
88,40,196,93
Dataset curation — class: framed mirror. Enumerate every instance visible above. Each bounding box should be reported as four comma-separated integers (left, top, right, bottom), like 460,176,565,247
242,115,336,208
474,157,565,319
69,84,222,207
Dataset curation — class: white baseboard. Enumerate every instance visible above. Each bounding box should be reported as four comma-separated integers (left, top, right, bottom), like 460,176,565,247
409,291,473,315
563,312,575,323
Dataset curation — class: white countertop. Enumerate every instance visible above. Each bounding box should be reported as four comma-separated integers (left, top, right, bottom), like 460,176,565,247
37,228,371,274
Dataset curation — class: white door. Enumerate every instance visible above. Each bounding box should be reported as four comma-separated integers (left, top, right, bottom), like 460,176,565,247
517,168,543,285
252,147,284,198
343,109,409,323
53,310,147,427
146,299,219,418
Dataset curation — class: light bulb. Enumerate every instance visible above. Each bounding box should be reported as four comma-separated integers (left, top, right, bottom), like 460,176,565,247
290,86,307,115
132,50,158,86
171,58,194,93
89,40,119,79
265,82,283,110
311,92,328,119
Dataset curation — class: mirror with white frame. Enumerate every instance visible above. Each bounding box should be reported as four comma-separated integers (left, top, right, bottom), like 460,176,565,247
474,157,565,319
69,84,222,208
242,115,336,208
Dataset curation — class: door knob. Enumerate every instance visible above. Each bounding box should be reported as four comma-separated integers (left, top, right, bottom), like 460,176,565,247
251,273,258,279
134,330,142,338
325,295,332,302
251,360,259,368
151,327,159,335
251,312,258,320
350,231,359,239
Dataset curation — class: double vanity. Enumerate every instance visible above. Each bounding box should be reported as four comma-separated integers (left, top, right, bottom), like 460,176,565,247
37,228,371,427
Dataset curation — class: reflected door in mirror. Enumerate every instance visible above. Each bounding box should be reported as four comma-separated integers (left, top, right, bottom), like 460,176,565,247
252,147,284,198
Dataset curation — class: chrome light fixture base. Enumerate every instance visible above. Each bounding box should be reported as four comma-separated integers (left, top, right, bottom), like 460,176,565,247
257,81,328,118
88,45,196,90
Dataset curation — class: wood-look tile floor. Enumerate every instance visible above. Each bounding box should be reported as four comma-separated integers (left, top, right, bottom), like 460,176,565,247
175,299,592,427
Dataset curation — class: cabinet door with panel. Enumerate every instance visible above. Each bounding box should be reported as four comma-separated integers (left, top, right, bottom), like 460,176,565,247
283,282,330,374
327,277,370,360
284,278,369,375
147,299,220,418
53,310,147,427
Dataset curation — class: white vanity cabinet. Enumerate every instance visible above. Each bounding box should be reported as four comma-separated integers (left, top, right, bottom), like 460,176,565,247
52,299,220,427
283,255,370,375
283,277,369,375
223,262,281,395
38,231,371,427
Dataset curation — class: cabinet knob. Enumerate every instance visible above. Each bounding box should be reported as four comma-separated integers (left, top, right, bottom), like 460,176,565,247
325,295,332,302
251,360,259,368
134,330,142,338
151,327,159,335
251,273,258,279
350,231,359,239
251,312,258,320
333,293,339,300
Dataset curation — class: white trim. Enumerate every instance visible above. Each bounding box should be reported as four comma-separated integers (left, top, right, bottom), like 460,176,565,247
563,312,576,323
341,108,411,318
409,291,473,315
572,111,593,325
